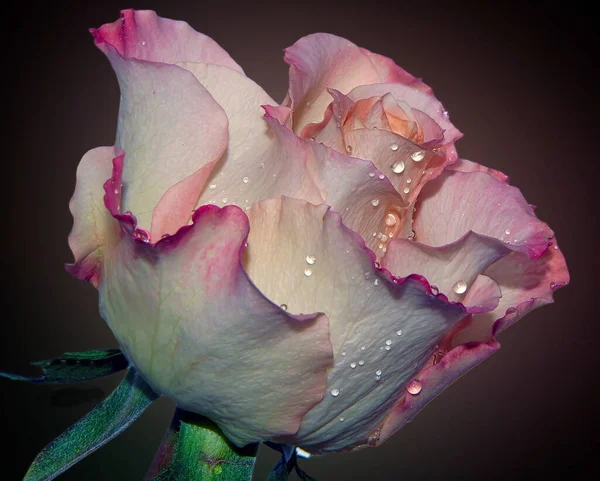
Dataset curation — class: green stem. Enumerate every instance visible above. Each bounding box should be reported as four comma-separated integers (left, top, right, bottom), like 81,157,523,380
145,409,258,480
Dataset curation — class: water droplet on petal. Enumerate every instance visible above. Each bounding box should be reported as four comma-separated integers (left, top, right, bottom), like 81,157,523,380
360,346,366,351
376,369,382,376
452,280,468,295
505,229,511,235
141,40,147,46
431,285,439,295
408,230,416,240
346,145,353,154
367,430,381,446
369,172,375,178
371,198,380,207
358,360,365,366
304,268,313,277
411,151,425,162
305,255,316,265
385,339,392,346
385,213,397,227
391,160,405,174
396,329,403,336
390,143,399,151
373,279,379,286
506,307,516,315
341,351,346,356
384,345,391,351
330,388,340,397
403,187,410,194
209,184,216,190
222,197,228,204
407,379,422,395
339,417,345,422
260,162,265,169
350,362,357,369
242,176,249,184
280,304,288,311
378,173,385,180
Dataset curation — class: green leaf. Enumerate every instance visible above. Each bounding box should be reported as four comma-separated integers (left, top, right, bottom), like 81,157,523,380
146,409,258,481
0,349,128,383
24,369,157,481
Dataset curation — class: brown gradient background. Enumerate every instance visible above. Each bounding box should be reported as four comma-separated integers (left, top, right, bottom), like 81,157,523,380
2,1,598,480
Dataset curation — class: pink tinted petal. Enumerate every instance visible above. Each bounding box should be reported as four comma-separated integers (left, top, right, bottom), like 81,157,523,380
99,198,333,446
94,45,228,232
462,274,503,314
453,240,569,345
180,64,323,210
150,162,216,238
91,9,243,72
412,109,445,147
448,158,509,182
347,83,462,152
285,34,426,134
66,147,121,287
379,340,500,444
244,198,466,452
266,118,406,254
262,104,292,126
414,170,554,258
363,96,392,130
344,127,445,203
382,232,510,310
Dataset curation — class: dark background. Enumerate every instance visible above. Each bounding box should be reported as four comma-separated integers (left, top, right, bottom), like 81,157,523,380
2,1,598,480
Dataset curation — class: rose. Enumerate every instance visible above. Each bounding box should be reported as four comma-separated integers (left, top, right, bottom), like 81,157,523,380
67,9,569,454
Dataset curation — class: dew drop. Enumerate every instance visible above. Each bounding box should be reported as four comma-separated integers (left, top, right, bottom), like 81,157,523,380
330,388,340,397
385,213,397,227
431,285,439,295
505,229,511,235
396,329,403,336
367,430,381,446
222,197,228,204
114,188,119,195
305,255,316,265
358,360,365,366
341,351,346,356
141,40,147,46
373,279,379,286
391,160,405,174
304,268,313,277
378,173,385,180
360,346,366,351
350,362,357,369
280,304,288,311
260,162,265,169
408,230,416,240
242,176,249,184
550,281,556,289
407,379,422,395
385,339,392,346
384,345,391,351
371,198,380,207
506,307,516,315
411,151,426,162
375,369,382,376
403,187,410,194
369,172,375,178
339,417,345,422
346,145,353,154
390,143,399,151
209,184,216,190
452,280,468,295
406,177,412,184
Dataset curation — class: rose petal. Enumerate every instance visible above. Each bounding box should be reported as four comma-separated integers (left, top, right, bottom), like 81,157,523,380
265,118,407,255
172,63,323,210
382,232,511,310
413,170,554,258
284,33,427,134
379,237,569,443
453,240,569,345
98,189,333,445
244,197,466,452
347,83,462,152
412,109,445,148
344,127,444,203
379,340,500,444
91,9,243,72
91,43,228,233
448,158,509,182
65,147,121,287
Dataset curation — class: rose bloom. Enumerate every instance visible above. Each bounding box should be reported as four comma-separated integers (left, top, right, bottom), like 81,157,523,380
67,9,569,454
